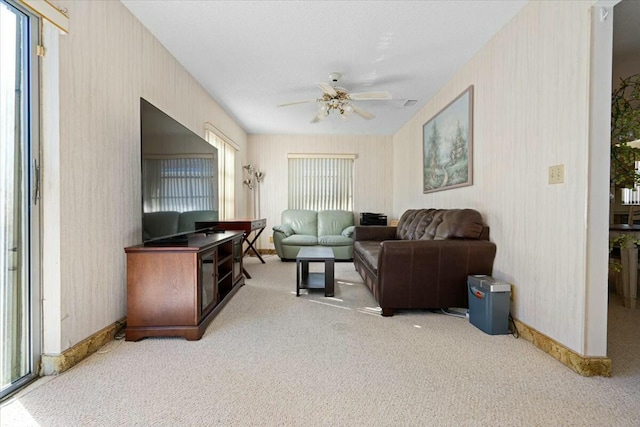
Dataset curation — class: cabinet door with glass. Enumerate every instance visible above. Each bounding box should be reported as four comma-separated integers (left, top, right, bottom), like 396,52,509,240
199,248,218,317
232,235,243,283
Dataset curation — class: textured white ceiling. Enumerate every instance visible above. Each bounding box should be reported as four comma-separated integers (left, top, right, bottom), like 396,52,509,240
120,1,529,135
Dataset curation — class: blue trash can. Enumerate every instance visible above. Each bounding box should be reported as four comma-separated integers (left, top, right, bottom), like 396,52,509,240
468,275,511,335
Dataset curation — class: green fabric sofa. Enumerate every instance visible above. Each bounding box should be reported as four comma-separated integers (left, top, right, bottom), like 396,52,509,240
272,209,355,260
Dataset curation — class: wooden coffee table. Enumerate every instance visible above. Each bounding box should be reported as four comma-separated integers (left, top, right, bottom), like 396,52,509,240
296,247,335,297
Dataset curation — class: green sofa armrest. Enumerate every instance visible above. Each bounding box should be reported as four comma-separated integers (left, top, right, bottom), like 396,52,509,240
273,224,294,237
341,225,355,238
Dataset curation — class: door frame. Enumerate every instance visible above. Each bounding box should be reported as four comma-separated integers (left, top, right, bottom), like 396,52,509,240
0,0,42,400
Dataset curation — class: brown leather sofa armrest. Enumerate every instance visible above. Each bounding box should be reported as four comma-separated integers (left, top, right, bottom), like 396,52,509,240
354,226,397,242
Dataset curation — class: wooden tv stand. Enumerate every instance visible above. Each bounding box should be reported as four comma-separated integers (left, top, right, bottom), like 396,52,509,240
124,231,245,341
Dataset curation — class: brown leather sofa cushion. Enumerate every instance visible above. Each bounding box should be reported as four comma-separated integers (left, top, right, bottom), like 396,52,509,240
434,209,484,240
353,241,382,274
396,208,484,241
397,209,436,240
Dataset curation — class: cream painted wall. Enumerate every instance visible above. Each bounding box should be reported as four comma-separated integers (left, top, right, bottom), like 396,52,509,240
246,135,393,250
392,1,609,356
43,0,248,353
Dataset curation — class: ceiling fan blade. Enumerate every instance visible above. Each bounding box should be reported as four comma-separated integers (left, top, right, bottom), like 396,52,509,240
278,99,315,107
352,105,375,120
318,82,338,97
310,112,328,123
348,91,392,100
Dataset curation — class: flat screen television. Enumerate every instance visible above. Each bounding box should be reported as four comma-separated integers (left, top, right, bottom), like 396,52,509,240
140,98,218,242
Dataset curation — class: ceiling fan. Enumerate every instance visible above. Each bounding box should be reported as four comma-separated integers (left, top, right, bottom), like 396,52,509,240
278,72,392,123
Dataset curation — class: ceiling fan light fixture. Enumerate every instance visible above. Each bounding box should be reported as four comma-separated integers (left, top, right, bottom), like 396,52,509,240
281,73,390,123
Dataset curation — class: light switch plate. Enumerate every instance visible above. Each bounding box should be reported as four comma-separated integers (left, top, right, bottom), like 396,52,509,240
549,164,564,184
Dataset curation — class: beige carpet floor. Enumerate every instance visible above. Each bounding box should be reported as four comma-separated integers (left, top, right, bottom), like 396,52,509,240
2,255,639,426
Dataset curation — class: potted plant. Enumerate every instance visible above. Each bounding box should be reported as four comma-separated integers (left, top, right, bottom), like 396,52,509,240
609,74,640,306
610,73,640,190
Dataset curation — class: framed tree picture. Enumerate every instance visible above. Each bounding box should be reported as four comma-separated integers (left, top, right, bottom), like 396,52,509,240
423,86,473,193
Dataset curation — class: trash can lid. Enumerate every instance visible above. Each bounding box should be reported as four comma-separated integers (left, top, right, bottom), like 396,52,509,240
477,276,511,293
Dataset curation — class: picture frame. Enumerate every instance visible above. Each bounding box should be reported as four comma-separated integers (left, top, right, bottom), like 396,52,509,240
423,86,473,194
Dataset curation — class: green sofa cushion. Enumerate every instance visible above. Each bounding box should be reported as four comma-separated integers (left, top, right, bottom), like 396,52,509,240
281,235,318,246
281,210,318,236
318,235,353,247
318,210,354,236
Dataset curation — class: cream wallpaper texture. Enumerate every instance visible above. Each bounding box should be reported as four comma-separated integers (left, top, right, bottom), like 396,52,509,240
392,1,608,355
45,0,247,353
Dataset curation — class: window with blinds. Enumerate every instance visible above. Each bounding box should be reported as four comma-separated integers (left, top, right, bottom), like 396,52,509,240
288,155,355,211
205,125,238,220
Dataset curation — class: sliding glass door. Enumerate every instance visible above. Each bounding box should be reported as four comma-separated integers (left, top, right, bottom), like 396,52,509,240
0,0,41,400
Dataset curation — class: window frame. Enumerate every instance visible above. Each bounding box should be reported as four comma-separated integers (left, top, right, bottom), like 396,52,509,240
205,123,238,220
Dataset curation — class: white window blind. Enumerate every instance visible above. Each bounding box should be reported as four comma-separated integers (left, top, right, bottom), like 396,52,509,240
288,155,354,211
142,156,216,212
205,125,237,220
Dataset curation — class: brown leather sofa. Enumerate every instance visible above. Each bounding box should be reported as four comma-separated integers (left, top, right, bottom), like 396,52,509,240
353,208,496,316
